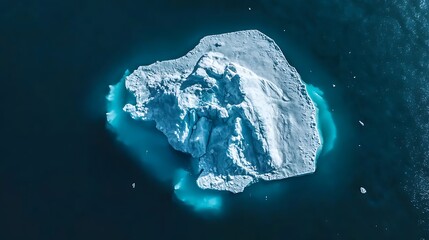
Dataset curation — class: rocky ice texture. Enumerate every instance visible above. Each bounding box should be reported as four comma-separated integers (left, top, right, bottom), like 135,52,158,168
122,30,321,193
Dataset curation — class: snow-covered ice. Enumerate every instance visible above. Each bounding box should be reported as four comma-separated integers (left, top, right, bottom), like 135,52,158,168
119,30,321,193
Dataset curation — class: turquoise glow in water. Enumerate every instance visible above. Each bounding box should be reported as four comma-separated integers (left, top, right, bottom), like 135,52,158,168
173,169,223,211
306,84,337,155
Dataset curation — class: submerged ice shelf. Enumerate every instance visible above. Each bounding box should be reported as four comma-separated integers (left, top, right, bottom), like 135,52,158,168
106,30,335,210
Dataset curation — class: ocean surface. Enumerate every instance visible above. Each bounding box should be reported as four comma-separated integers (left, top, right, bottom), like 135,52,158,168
1,0,429,239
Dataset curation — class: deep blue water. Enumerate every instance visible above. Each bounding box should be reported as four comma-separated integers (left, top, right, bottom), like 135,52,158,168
1,0,429,239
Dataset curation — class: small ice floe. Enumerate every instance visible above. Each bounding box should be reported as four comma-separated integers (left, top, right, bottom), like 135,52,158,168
132,183,136,189
359,120,365,126
265,195,268,200
332,84,336,88
360,187,367,194
248,7,252,10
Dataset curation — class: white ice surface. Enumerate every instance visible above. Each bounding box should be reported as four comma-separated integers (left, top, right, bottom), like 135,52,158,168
122,30,321,193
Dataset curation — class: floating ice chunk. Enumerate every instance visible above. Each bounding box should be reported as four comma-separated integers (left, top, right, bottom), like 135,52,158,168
360,187,367,194
107,30,334,196
120,30,322,193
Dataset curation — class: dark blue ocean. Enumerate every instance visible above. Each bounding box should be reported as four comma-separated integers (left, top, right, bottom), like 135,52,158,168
1,0,429,239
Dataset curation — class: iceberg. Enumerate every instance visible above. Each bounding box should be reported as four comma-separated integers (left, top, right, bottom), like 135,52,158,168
109,30,322,194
